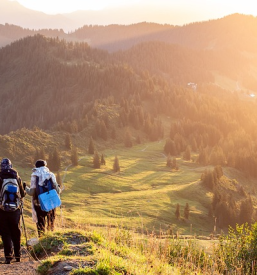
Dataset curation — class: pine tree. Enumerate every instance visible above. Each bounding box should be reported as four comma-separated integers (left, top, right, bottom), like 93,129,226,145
239,196,253,224
65,134,72,150
113,155,120,172
93,151,100,168
164,138,176,156
184,203,190,219
172,157,178,170
51,147,61,171
175,203,180,219
100,120,108,141
101,154,106,165
71,146,79,166
198,148,208,165
88,136,95,154
166,154,172,168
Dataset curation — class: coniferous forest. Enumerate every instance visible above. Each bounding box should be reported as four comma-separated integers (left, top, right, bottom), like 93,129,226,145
1,14,257,234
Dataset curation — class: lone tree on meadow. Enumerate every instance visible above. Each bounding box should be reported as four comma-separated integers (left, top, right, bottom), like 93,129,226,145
101,154,106,165
88,136,95,154
93,151,101,168
166,154,172,168
164,138,176,156
175,203,180,219
113,155,120,172
172,157,178,170
65,134,72,150
184,203,190,220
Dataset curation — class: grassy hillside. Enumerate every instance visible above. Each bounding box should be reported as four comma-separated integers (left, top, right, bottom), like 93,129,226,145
15,139,254,240
60,141,211,235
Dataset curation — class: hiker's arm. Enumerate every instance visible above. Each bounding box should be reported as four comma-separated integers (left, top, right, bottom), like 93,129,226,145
25,175,37,196
25,186,36,196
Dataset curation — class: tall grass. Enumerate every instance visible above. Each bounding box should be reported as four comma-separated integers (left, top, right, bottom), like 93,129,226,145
34,219,257,275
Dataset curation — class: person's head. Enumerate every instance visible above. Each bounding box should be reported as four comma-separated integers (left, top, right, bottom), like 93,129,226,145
35,159,47,168
1,158,12,171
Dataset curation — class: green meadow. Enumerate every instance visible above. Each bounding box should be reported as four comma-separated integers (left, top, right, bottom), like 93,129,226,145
53,140,214,236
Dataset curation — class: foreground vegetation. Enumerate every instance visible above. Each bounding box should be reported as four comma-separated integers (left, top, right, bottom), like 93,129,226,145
32,222,257,275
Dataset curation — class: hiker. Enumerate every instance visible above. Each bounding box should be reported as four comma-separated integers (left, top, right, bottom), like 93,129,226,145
25,159,61,237
0,158,26,264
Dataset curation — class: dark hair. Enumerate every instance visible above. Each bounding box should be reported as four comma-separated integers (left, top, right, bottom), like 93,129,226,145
35,159,47,168
1,158,12,170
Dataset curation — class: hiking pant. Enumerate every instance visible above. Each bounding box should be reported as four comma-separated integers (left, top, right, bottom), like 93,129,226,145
47,208,56,231
34,205,48,237
0,209,21,261
35,206,56,236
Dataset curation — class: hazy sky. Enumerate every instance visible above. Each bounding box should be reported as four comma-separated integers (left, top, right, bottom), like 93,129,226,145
11,0,257,15
9,0,257,25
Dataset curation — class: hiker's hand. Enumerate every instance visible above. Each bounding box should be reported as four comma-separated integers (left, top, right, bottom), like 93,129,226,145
23,182,26,189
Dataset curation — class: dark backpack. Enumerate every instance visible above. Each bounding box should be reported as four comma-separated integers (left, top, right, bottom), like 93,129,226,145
0,178,21,212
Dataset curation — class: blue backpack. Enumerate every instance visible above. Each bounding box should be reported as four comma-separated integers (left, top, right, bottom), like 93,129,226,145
35,177,61,212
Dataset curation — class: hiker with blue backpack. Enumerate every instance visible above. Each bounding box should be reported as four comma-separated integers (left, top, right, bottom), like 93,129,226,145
25,159,61,237
0,158,26,264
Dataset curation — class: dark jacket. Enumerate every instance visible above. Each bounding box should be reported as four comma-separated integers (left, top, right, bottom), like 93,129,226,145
0,168,26,199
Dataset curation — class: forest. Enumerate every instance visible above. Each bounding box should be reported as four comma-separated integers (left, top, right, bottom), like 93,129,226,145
1,16,257,234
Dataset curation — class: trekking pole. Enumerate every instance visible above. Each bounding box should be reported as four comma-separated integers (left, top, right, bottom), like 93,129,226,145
21,201,29,249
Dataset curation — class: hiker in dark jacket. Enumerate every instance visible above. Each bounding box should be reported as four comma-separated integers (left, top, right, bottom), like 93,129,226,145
26,159,61,237
0,158,26,264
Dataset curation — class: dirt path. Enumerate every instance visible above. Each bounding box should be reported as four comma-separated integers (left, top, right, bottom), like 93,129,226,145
0,248,39,275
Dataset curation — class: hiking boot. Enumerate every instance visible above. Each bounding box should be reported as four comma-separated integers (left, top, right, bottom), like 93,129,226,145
4,259,11,264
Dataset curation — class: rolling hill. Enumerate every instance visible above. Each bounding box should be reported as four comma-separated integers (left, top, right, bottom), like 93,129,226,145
1,13,257,53
1,17,257,240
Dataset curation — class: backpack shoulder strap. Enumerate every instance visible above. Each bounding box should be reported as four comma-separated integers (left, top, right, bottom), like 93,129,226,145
35,176,40,196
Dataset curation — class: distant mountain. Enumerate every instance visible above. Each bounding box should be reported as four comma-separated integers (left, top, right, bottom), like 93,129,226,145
0,0,215,32
0,0,75,30
1,12,257,55
70,14,257,52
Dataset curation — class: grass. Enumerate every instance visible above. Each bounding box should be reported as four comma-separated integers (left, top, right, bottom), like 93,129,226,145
57,141,214,235
35,224,257,275
15,139,255,244
34,228,180,275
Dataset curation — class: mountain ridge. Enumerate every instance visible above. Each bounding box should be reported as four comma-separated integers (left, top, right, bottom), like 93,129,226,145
1,13,257,54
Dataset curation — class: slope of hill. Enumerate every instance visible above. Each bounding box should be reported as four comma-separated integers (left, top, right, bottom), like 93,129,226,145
0,34,219,133
1,28,257,240
1,34,257,177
